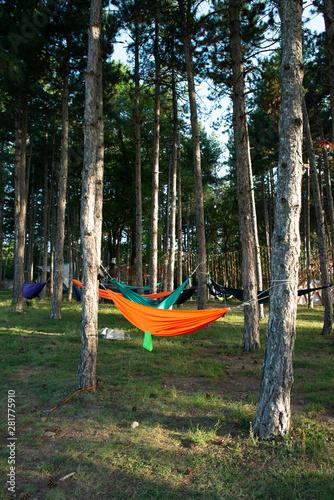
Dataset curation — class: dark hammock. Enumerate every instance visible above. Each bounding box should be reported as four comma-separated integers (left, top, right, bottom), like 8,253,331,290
207,283,223,299
175,286,197,305
72,283,82,302
23,282,46,299
209,278,332,304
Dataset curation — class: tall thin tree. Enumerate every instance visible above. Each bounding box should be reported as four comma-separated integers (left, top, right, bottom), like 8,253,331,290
303,98,332,335
134,1,144,295
229,0,260,350
167,63,178,290
150,3,161,294
178,0,207,308
50,36,71,319
253,0,304,438
13,99,28,313
77,0,104,388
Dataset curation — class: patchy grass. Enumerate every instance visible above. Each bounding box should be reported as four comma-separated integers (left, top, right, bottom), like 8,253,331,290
0,291,333,499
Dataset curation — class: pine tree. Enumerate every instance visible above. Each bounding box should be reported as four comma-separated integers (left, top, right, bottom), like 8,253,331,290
253,0,304,438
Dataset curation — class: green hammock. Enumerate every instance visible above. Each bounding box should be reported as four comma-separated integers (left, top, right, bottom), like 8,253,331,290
112,277,190,351
111,280,160,307
107,278,161,293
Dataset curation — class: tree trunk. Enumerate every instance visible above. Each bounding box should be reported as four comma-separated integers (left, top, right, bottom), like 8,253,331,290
0,161,6,286
322,0,334,143
40,121,49,301
229,0,260,349
78,0,103,389
253,0,304,438
134,5,143,295
50,39,70,319
178,0,207,308
150,9,161,294
26,136,35,283
14,100,28,313
49,126,57,297
303,99,333,334
312,94,334,254
177,129,183,287
164,153,171,292
167,64,178,290
67,204,73,302
304,164,313,308
262,174,271,284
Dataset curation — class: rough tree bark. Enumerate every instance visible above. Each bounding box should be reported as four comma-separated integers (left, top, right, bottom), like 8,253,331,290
49,128,57,297
0,162,5,285
77,0,104,389
177,130,183,287
312,94,334,254
150,7,161,294
303,99,333,334
50,37,70,319
178,0,207,308
40,121,49,302
253,0,304,438
26,138,35,283
167,63,178,290
304,164,312,308
13,100,28,313
134,2,143,294
321,0,334,143
229,0,260,350
262,174,271,284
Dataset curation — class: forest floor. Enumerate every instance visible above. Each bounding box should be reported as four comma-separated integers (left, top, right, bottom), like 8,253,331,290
0,290,333,500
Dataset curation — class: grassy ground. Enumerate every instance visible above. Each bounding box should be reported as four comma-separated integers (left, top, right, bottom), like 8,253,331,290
0,290,333,500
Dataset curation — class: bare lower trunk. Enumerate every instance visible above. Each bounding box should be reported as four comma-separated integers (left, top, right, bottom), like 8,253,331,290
49,128,57,297
134,6,143,295
229,0,259,349
26,139,34,283
50,41,70,319
167,65,178,290
14,100,28,313
253,0,303,438
0,162,5,285
262,175,271,284
303,99,333,334
312,94,334,253
177,130,183,287
178,0,206,308
304,165,313,308
322,0,334,143
40,123,49,301
78,0,103,389
67,206,73,302
150,11,161,294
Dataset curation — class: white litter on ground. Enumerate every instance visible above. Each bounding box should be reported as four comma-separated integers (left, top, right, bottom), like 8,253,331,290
99,328,130,340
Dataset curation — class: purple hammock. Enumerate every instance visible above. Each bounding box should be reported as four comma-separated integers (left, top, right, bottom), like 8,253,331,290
23,282,46,299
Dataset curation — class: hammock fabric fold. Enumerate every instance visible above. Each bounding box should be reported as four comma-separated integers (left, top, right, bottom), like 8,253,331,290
105,288,228,337
111,277,190,309
72,279,228,337
112,277,191,350
144,290,172,299
23,282,46,299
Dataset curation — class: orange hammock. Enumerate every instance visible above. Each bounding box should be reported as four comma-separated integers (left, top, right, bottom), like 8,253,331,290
74,281,172,302
73,280,229,337
105,288,229,337
144,290,172,299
